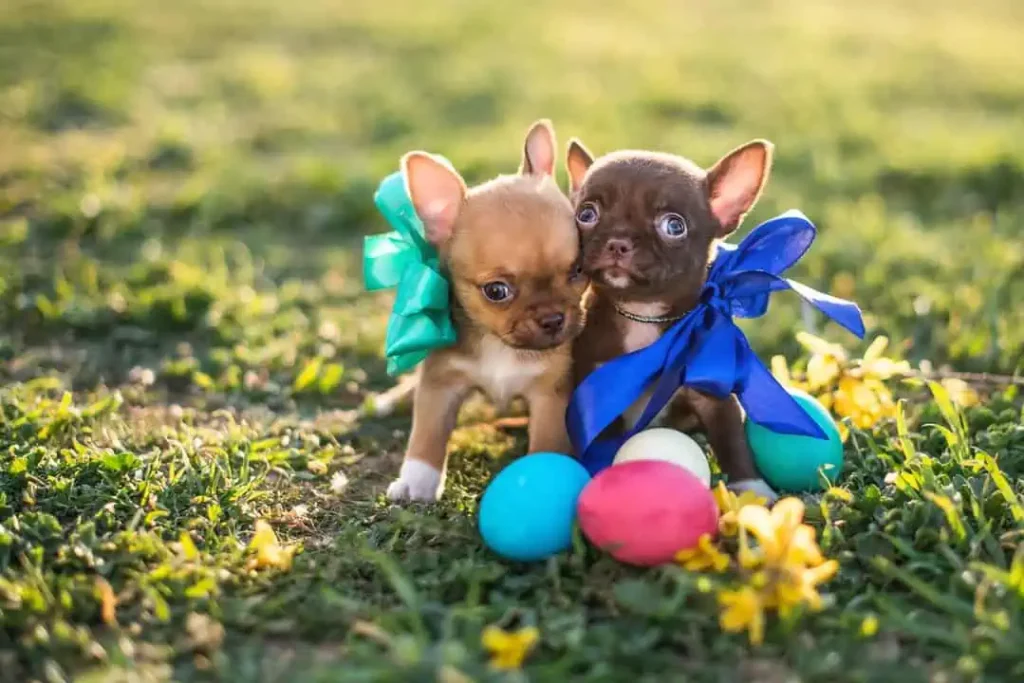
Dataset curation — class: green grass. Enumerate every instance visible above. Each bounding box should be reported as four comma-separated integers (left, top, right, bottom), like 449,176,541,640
1,0,1023,680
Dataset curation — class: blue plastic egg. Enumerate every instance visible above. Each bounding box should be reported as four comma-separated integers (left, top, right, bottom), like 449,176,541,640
478,452,591,562
745,388,844,492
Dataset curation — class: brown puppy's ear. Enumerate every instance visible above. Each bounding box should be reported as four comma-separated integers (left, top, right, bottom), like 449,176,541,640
520,119,557,177
566,138,595,195
706,139,774,237
402,152,467,248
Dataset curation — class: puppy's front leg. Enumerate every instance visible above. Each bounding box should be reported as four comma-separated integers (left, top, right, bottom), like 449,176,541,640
387,360,469,503
683,390,778,503
526,388,573,455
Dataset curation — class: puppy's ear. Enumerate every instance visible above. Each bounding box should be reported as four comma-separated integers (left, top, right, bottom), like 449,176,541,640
520,119,557,177
566,138,594,195
706,139,773,237
402,152,467,248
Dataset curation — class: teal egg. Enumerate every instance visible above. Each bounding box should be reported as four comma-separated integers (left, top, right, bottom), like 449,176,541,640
745,388,844,492
478,452,590,562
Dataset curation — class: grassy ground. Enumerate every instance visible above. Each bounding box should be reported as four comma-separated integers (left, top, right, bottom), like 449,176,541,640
1,0,1023,680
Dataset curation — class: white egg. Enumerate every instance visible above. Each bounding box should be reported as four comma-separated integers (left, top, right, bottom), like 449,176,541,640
612,428,712,486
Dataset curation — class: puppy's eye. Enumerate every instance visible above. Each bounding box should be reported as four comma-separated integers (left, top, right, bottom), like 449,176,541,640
481,281,513,303
656,213,688,239
576,202,599,227
568,262,584,282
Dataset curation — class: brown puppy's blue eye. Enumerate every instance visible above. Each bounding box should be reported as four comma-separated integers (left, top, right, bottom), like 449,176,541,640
569,263,584,281
576,202,599,227
481,281,513,302
657,213,688,239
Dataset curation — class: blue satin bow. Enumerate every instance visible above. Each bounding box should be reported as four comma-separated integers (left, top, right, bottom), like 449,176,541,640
567,210,866,475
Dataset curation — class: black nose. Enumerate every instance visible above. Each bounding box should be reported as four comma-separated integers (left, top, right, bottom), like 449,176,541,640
605,238,633,257
537,313,565,335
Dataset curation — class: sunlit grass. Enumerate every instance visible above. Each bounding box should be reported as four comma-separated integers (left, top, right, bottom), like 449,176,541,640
0,0,1022,680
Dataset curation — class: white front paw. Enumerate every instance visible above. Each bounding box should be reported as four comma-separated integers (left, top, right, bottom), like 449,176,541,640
728,478,779,504
386,459,443,503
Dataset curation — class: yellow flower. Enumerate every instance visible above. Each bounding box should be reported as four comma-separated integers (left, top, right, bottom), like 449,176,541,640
806,353,841,391
770,355,807,391
795,332,846,390
736,498,829,569
860,614,879,637
940,378,980,408
831,374,898,433
770,355,792,385
856,336,911,382
718,586,766,645
247,520,297,571
481,625,539,670
676,534,730,573
713,481,766,536
773,560,839,615
715,495,840,647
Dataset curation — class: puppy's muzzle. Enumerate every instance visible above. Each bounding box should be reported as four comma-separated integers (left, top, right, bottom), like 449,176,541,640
536,312,565,336
509,309,574,349
604,238,633,260
587,236,636,272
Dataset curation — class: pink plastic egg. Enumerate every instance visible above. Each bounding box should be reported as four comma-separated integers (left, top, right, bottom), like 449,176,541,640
577,460,719,566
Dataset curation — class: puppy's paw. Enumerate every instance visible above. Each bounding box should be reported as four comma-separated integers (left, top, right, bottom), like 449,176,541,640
386,459,443,503
728,478,779,504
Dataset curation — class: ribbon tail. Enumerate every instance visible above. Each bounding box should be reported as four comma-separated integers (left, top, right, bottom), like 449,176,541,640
737,354,827,439
387,350,429,377
787,278,866,338
578,439,623,477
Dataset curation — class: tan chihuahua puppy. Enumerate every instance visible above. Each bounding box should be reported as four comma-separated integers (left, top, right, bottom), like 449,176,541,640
387,121,587,502
567,138,778,501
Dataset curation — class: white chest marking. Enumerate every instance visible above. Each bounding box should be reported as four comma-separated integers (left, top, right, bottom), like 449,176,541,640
618,302,670,353
621,320,662,354
451,336,547,406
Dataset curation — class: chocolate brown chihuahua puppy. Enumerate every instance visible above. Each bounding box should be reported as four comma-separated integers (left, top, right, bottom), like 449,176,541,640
567,138,778,500
386,120,587,503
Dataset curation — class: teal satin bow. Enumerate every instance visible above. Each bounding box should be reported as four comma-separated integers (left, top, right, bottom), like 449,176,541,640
363,168,457,376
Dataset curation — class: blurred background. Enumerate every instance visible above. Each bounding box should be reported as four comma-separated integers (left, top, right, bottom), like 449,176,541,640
1,0,1022,400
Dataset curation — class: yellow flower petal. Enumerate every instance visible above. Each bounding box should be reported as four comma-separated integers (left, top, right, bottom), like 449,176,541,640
941,378,980,408
247,520,296,571
482,626,539,670
862,336,889,363
713,481,734,514
737,507,782,565
249,519,278,552
718,587,765,645
719,510,739,537
806,354,841,390
795,332,847,360
837,422,850,442
737,505,782,562
784,525,825,567
771,355,792,385
736,491,767,508
676,534,730,573
804,559,839,586
770,498,806,530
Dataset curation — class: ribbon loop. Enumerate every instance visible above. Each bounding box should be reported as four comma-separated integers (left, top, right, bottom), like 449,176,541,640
363,168,457,376
567,210,865,475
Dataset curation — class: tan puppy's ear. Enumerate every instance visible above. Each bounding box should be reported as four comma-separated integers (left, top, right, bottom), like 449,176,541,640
706,139,774,238
402,152,467,248
520,119,557,177
566,138,595,195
